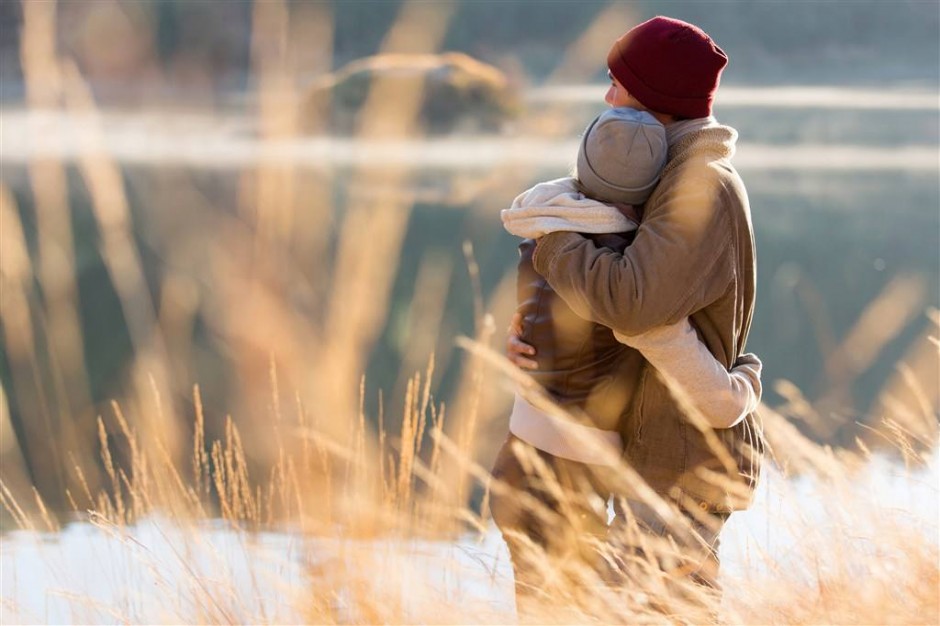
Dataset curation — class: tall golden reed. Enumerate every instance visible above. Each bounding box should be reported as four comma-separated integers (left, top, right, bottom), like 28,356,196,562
0,1,937,624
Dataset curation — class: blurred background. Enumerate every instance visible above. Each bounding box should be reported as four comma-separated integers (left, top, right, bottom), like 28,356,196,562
1,0,938,520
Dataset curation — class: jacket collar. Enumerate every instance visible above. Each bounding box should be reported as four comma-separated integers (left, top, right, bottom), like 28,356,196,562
663,124,738,177
665,116,720,145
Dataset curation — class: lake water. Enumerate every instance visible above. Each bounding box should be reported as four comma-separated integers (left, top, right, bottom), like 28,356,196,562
3,86,936,421
1,83,938,555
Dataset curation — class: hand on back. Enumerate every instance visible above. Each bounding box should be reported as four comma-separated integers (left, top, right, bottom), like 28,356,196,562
506,312,538,370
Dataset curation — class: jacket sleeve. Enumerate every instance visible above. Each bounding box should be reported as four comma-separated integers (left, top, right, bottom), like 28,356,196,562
532,170,734,336
615,321,762,428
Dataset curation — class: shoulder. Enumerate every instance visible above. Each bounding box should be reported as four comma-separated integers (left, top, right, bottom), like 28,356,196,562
645,158,729,226
650,154,748,224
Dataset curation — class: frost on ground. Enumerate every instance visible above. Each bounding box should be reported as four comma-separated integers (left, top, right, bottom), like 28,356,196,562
2,450,936,625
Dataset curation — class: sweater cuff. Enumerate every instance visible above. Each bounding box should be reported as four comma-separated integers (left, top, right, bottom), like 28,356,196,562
532,231,584,276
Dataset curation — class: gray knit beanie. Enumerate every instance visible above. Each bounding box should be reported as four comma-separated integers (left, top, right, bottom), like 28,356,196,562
575,107,667,205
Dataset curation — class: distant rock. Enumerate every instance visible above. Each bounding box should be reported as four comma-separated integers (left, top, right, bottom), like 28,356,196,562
299,52,521,136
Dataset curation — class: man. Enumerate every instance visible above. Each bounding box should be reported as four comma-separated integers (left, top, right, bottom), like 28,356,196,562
506,15,763,593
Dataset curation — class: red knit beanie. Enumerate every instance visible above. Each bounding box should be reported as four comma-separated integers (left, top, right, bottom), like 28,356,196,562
607,16,727,119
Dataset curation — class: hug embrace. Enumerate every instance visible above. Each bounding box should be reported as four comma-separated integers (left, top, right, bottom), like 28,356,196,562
488,15,766,617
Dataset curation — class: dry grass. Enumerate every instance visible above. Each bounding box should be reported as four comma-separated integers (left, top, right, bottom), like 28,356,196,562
1,1,938,624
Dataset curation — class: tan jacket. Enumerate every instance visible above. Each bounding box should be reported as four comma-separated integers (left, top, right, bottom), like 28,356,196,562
532,125,763,512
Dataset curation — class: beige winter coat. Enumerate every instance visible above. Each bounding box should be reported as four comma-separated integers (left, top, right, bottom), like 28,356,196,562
532,125,763,512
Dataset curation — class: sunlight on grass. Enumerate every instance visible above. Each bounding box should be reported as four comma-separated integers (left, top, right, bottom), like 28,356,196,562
1,1,938,624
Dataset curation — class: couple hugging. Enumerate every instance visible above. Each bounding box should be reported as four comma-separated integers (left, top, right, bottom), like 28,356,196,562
489,16,765,607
